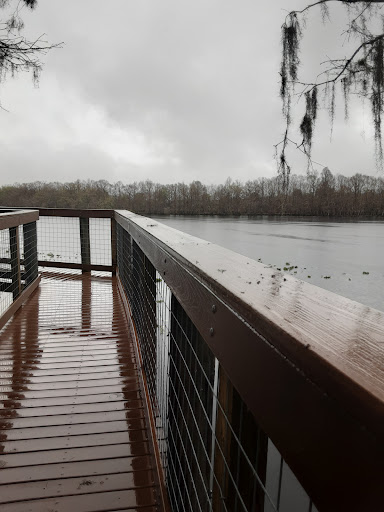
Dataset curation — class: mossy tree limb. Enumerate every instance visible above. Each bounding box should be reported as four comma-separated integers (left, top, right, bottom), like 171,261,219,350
278,0,384,182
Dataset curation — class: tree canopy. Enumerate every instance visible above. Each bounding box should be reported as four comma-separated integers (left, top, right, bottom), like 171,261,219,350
278,0,384,184
1,174,383,216
0,0,59,101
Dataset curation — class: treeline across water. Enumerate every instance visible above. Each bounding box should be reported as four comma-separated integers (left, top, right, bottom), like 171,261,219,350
1,168,384,216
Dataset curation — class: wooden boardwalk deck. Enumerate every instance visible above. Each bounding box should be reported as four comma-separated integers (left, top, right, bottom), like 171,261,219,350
0,271,164,511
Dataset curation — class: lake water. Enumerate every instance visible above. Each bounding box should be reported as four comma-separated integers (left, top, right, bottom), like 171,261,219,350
152,215,384,312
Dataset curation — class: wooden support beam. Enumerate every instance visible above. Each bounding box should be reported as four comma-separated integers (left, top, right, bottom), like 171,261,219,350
79,217,91,273
9,226,21,300
37,260,114,272
111,218,117,275
23,221,38,288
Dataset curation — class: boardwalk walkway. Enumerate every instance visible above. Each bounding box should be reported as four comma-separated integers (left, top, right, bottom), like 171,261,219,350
0,271,164,512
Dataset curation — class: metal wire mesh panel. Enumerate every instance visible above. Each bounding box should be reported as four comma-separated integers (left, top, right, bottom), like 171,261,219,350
37,216,81,264
117,226,158,414
168,295,216,512
89,217,112,266
37,216,112,269
168,302,318,512
117,224,168,466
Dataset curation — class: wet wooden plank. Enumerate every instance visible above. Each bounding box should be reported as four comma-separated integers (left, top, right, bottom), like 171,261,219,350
1,430,149,454
1,408,145,428
1,372,140,385
0,358,137,370
0,443,150,468
0,398,142,417
1,489,157,512
0,455,153,484
1,363,137,377
0,374,137,391
0,350,135,362
3,418,146,440
0,471,156,503
0,388,139,403
0,345,132,355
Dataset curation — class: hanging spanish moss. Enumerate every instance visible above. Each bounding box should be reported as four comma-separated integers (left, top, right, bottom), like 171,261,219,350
300,88,318,155
371,36,384,165
329,82,336,140
279,2,384,173
278,12,302,196
0,0,56,88
341,76,350,121
280,13,301,118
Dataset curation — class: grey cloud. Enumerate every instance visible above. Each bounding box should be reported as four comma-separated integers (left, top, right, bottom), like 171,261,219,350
0,0,381,185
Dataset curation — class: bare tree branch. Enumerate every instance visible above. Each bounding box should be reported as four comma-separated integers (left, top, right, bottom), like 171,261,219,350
0,0,61,91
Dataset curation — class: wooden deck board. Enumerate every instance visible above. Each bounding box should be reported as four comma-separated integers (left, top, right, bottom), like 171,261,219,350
0,271,164,511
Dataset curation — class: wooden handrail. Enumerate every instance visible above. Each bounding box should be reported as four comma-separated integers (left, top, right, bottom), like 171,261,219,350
0,209,38,230
37,208,114,218
0,207,115,218
115,209,384,511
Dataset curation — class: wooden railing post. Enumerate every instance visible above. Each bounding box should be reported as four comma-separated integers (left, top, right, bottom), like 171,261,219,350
9,226,21,300
111,217,117,275
23,221,38,287
79,217,91,273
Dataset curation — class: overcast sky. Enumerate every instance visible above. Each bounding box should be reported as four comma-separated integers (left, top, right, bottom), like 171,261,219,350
0,0,381,185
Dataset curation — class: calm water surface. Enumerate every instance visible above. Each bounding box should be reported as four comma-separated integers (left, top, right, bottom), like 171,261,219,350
152,215,384,312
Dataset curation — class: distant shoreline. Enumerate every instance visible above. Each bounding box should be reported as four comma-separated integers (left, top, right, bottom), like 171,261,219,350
2,175,384,217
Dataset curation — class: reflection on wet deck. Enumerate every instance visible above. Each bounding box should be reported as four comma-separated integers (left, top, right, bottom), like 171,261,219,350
0,271,163,511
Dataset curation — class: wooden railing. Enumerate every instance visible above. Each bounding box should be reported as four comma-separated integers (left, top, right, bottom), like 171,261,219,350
115,210,384,512
0,209,40,329
36,208,116,273
2,207,383,510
